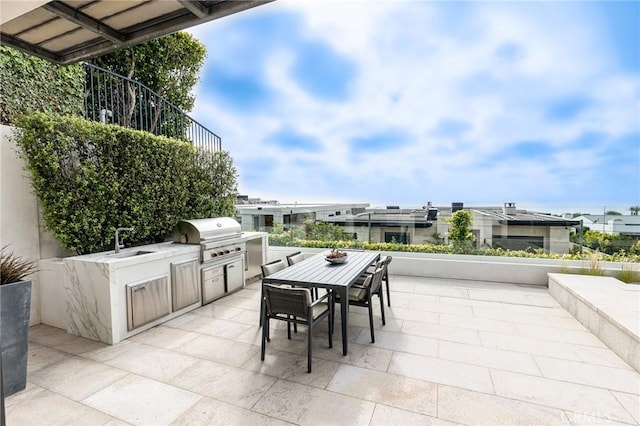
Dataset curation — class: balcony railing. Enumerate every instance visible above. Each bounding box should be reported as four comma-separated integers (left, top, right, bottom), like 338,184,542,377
83,62,221,152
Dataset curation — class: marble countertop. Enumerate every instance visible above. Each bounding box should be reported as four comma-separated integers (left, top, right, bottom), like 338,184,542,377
63,232,266,267
239,231,268,241
64,242,200,267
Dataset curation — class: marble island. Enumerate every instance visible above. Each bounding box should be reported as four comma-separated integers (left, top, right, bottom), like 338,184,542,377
64,242,200,344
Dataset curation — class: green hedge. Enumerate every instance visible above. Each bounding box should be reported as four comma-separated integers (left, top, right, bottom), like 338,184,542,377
268,234,640,263
15,113,237,254
0,46,83,125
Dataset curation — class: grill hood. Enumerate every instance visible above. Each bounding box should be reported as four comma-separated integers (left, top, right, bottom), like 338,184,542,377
173,217,241,244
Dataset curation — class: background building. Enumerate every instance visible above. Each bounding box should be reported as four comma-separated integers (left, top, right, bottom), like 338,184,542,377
237,199,581,254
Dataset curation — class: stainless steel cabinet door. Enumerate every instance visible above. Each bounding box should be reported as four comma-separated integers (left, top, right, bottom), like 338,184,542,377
225,258,244,293
201,265,225,304
126,276,170,331
171,259,200,312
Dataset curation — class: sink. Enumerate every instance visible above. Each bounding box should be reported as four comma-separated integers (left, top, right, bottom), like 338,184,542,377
108,250,156,259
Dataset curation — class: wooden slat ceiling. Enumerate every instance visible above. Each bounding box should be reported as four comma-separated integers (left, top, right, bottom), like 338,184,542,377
0,0,273,64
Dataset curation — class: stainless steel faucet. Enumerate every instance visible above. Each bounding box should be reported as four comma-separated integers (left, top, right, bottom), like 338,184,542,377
115,227,133,253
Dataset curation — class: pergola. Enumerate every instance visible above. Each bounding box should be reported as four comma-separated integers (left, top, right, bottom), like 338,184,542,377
0,0,273,64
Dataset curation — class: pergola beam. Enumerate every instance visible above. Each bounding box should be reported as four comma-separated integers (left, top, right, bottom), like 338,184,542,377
177,0,208,19
43,1,126,43
0,32,61,63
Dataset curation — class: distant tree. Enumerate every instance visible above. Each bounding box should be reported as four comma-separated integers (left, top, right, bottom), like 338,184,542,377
93,31,205,112
91,32,206,134
574,230,638,255
306,220,354,242
605,210,622,215
630,206,640,216
447,210,474,252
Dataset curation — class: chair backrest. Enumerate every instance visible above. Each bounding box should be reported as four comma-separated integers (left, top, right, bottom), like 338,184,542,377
264,284,311,319
286,251,305,266
368,267,384,293
360,273,373,289
380,256,391,277
261,259,286,277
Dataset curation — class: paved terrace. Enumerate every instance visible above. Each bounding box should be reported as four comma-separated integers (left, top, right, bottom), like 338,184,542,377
6,276,640,425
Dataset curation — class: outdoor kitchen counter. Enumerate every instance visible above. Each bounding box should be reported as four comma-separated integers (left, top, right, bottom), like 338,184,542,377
66,241,199,265
63,242,200,345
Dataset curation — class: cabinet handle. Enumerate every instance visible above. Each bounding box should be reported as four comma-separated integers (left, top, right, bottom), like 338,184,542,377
134,286,147,292
228,265,235,269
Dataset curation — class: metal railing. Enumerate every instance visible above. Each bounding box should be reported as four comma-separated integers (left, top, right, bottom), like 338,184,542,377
83,62,221,152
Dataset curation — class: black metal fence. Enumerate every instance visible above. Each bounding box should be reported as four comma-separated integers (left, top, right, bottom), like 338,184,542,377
83,63,221,152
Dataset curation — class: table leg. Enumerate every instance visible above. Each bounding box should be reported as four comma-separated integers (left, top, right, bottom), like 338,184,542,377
340,287,348,355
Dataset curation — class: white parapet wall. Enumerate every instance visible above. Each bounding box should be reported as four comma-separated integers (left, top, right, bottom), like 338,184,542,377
548,273,639,372
1,125,41,325
2,124,73,326
267,246,630,286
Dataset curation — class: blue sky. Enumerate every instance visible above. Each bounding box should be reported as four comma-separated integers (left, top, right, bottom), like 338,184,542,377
188,1,639,213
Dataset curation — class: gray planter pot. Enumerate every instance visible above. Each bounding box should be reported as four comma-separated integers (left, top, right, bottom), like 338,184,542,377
0,279,32,396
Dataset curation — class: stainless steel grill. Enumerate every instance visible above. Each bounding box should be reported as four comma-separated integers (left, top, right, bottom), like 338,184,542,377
173,217,243,263
172,217,246,304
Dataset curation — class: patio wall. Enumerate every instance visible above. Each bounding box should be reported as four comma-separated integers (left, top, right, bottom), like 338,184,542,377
1,125,41,324
268,246,628,286
1,125,70,327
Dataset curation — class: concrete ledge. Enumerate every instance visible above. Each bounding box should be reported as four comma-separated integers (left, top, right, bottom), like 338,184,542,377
548,273,640,373
268,246,622,286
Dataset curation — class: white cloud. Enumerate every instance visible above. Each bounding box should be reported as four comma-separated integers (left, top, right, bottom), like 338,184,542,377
189,1,639,207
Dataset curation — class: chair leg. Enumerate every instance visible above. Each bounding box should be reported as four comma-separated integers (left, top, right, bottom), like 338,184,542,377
328,294,333,349
379,289,386,325
307,323,313,373
287,315,292,340
260,285,265,326
261,302,268,361
330,297,336,335
385,275,391,307
368,299,375,343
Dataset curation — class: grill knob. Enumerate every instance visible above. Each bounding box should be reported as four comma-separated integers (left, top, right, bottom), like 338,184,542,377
211,253,217,258
235,247,241,251
224,250,230,254
218,251,224,256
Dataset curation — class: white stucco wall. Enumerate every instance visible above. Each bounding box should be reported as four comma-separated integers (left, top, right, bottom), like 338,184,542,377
1,124,41,324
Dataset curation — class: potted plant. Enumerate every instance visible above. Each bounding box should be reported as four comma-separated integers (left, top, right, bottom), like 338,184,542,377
0,245,36,396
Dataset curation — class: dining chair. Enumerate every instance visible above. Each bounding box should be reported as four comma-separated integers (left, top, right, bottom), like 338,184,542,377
286,251,306,266
286,251,321,299
261,259,287,276
260,259,287,326
334,266,385,343
261,284,333,373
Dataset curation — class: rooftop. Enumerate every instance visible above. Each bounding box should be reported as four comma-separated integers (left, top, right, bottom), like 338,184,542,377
6,275,639,425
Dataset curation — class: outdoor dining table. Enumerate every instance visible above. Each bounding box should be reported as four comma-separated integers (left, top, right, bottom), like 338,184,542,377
262,250,380,355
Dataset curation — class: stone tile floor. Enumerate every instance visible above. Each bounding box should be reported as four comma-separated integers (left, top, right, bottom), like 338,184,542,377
6,276,640,425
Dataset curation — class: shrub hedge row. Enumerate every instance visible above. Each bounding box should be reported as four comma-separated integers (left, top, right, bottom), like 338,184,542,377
15,113,237,254
268,234,640,263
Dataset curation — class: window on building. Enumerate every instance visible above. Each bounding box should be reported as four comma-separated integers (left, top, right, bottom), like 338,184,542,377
492,235,544,251
264,215,274,231
385,232,410,244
